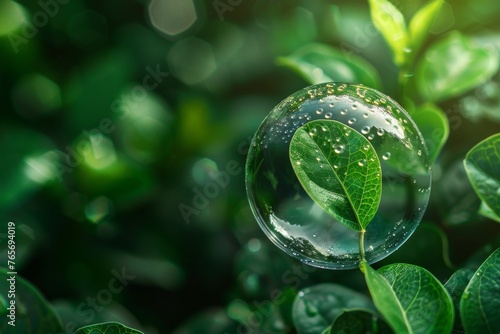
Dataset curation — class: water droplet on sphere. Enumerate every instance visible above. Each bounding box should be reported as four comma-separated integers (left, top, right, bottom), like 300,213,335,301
334,144,345,154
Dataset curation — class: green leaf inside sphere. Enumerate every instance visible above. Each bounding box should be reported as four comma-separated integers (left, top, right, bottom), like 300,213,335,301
289,119,382,231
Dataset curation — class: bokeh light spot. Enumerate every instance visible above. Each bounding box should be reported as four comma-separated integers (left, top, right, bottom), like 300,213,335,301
149,0,197,37
85,196,113,224
192,158,218,185
247,238,261,253
23,151,59,184
0,1,26,35
82,134,117,170
167,37,216,85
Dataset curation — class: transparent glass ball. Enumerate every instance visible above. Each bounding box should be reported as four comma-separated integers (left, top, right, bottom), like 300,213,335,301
245,83,431,269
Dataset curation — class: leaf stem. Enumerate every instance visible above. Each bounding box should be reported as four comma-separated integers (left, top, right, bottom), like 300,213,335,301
359,229,366,263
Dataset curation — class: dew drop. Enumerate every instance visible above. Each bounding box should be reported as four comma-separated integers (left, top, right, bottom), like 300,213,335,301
348,118,356,125
361,126,370,135
377,128,385,136
367,134,375,140
363,112,369,118
325,112,332,119
340,109,348,115
358,159,366,167
334,144,345,154
316,108,323,115
356,87,367,98
382,152,391,160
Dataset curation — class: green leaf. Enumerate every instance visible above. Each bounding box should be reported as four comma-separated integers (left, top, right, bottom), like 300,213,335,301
0,126,58,212
368,0,407,66
409,104,449,164
463,133,500,218
361,262,454,334
415,32,499,102
408,0,443,54
460,247,500,334
277,43,382,89
293,283,377,334
0,269,64,334
289,119,382,231
479,201,500,223
444,268,475,331
74,321,144,334
329,309,393,334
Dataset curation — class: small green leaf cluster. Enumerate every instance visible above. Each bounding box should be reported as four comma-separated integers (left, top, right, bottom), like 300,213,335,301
290,247,500,334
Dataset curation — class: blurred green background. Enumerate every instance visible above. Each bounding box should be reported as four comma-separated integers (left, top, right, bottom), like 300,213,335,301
1,0,500,333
